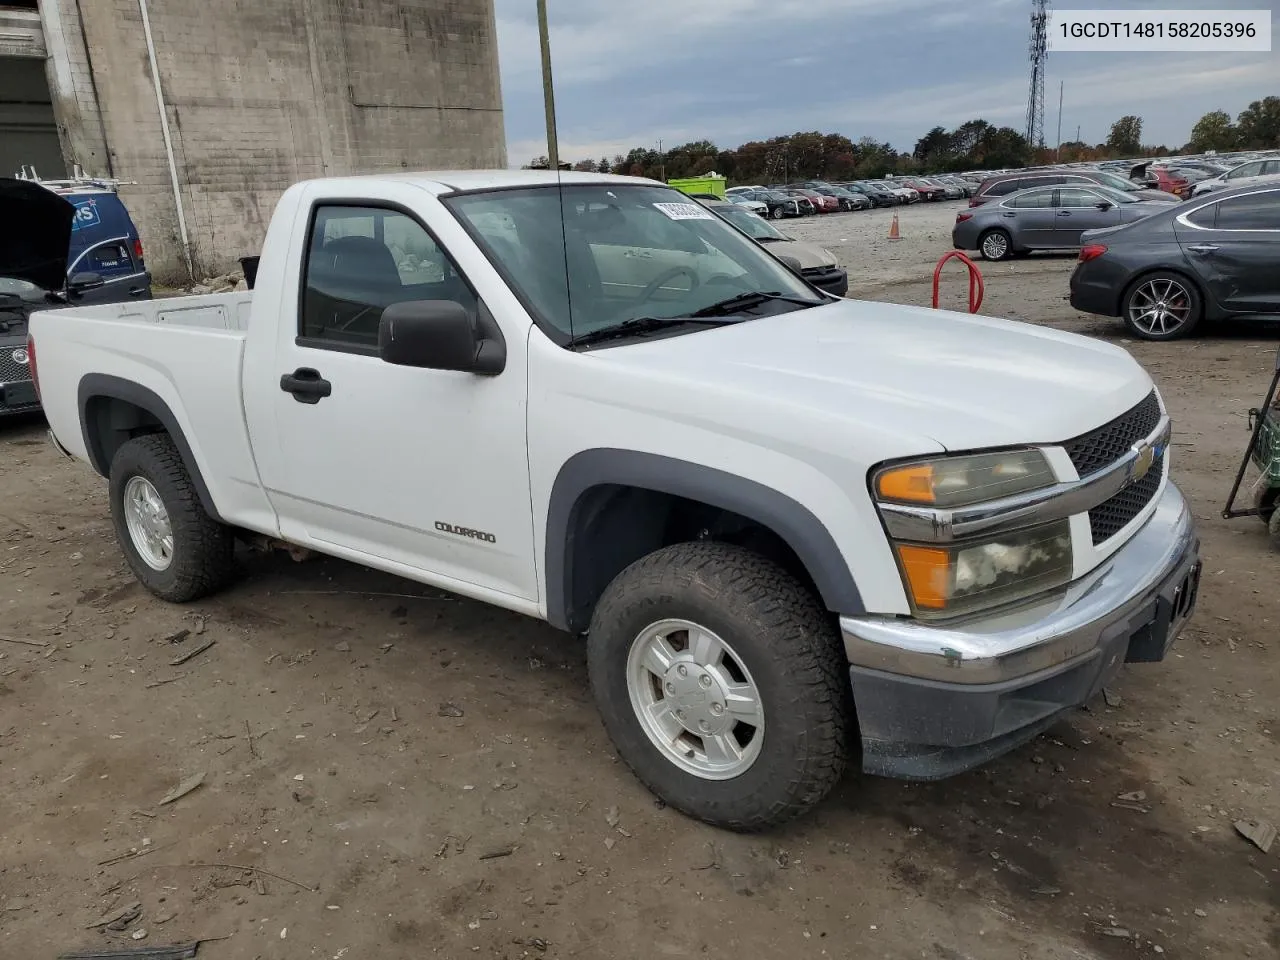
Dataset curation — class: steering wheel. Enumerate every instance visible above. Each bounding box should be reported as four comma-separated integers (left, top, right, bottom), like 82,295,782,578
705,273,745,287
635,266,700,305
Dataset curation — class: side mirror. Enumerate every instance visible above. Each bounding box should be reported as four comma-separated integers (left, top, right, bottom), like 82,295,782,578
1095,201,1113,210
378,300,506,375
67,272,105,295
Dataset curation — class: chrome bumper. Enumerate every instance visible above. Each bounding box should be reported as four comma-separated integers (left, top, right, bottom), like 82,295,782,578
48,428,74,460
841,482,1199,685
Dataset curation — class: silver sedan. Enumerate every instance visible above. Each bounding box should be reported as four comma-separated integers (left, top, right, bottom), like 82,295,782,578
951,185,1176,261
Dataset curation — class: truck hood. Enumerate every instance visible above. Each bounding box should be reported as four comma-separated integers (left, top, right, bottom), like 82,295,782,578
597,299,1153,452
0,177,74,292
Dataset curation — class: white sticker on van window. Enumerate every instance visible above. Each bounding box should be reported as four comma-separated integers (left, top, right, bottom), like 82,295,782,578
653,202,715,221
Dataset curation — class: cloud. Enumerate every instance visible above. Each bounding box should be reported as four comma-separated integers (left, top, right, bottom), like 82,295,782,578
495,0,1279,165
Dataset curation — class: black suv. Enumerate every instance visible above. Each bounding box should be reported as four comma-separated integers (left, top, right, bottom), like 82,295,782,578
726,188,802,220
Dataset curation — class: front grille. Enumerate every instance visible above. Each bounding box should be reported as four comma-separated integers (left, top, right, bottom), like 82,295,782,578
801,265,840,282
1063,391,1162,478
1088,453,1164,544
0,348,30,385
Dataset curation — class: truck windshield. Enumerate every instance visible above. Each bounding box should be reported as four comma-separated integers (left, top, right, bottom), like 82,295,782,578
445,184,821,344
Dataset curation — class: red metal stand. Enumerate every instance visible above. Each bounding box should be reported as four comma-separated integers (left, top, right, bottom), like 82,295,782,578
932,251,985,314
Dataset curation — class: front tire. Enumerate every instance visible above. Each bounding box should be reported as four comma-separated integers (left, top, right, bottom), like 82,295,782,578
979,228,1013,261
771,206,785,220
1122,271,1202,340
109,433,236,602
586,542,852,831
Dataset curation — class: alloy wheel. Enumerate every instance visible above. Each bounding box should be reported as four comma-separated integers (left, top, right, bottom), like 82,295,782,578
626,618,765,780
1127,277,1192,337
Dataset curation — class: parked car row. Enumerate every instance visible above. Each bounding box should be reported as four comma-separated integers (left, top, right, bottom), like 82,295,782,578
948,162,1280,343
723,174,976,218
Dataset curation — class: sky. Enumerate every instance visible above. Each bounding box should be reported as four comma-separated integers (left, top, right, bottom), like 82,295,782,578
492,0,1279,167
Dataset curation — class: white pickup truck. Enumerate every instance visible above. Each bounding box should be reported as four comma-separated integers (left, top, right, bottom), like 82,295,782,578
29,171,1201,831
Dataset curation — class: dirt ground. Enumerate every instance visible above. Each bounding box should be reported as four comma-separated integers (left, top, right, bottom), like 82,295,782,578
3,202,1279,960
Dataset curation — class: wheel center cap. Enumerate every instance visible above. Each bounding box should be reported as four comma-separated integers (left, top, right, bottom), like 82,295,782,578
664,662,729,735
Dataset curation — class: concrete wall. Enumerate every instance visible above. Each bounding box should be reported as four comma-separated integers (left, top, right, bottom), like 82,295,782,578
43,0,505,283
0,57,65,178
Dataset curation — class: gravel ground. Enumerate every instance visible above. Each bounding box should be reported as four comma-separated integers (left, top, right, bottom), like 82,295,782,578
2,206,1279,960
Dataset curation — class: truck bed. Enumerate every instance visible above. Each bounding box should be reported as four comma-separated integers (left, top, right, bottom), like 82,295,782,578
31,291,279,536
45,290,254,332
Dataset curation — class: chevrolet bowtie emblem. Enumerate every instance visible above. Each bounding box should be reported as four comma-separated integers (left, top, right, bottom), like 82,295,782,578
1131,441,1156,482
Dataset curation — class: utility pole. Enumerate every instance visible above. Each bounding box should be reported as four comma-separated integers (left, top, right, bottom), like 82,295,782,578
657,139,665,181
536,0,559,170
1055,80,1064,160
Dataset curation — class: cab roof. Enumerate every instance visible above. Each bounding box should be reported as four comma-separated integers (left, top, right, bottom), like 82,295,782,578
295,169,664,195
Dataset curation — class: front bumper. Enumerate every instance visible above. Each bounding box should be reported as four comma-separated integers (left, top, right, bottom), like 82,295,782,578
0,375,39,416
842,482,1200,780
802,266,849,297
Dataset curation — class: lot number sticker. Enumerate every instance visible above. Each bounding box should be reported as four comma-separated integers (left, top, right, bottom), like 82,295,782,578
653,202,715,221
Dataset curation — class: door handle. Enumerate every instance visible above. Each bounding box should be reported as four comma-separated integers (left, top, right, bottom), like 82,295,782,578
1001,212,1016,218
280,367,332,404
1057,210,1072,216
128,286,147,296
1186,243,1219,254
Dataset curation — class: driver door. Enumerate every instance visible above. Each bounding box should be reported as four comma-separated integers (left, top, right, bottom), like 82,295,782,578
1053,187,1122,243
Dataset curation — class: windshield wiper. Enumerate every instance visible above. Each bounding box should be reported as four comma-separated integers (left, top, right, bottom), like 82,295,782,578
688,290,822,318
567,315,745,348
755,236,784,243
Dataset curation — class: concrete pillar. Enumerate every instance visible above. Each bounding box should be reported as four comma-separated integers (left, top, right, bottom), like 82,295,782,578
37,0,112,176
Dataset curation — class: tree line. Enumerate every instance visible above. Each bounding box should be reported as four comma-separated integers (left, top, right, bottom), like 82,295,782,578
524,95,1278,183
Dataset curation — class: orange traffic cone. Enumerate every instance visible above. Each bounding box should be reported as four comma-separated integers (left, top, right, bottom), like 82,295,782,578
888,211,901,240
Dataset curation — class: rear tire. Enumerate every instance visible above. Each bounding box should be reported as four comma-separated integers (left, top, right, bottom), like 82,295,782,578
586,541,852,831
1254,486,1279,526
1121,271,1202,341
109,433,236,602
978,229,1013,261
1270,507,1280,550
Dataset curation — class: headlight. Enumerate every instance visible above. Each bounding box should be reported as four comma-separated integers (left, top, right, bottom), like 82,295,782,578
873,450,1072,619
893,520,1073,619
874,449,1057,508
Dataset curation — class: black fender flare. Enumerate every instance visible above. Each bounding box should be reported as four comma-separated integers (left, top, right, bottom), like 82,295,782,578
544,448,865,631
77,373,224,522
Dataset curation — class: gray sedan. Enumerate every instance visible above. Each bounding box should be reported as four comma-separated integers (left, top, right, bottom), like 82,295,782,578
952,185,1176,261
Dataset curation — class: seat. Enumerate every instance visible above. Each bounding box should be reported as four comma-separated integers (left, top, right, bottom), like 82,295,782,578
304,236,405,344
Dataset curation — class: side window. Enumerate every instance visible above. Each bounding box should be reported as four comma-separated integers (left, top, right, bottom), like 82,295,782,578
986,180,1019,196
1215,192,1280,230
1226,162,1260,180
1058,188,1101,208
1262,160,1280,176
301,205,476,349
1009,190,1054,208
82,241,135,273
1184,202,1218,229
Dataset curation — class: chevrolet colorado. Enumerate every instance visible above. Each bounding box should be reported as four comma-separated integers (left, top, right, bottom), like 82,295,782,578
28,171,1201,830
